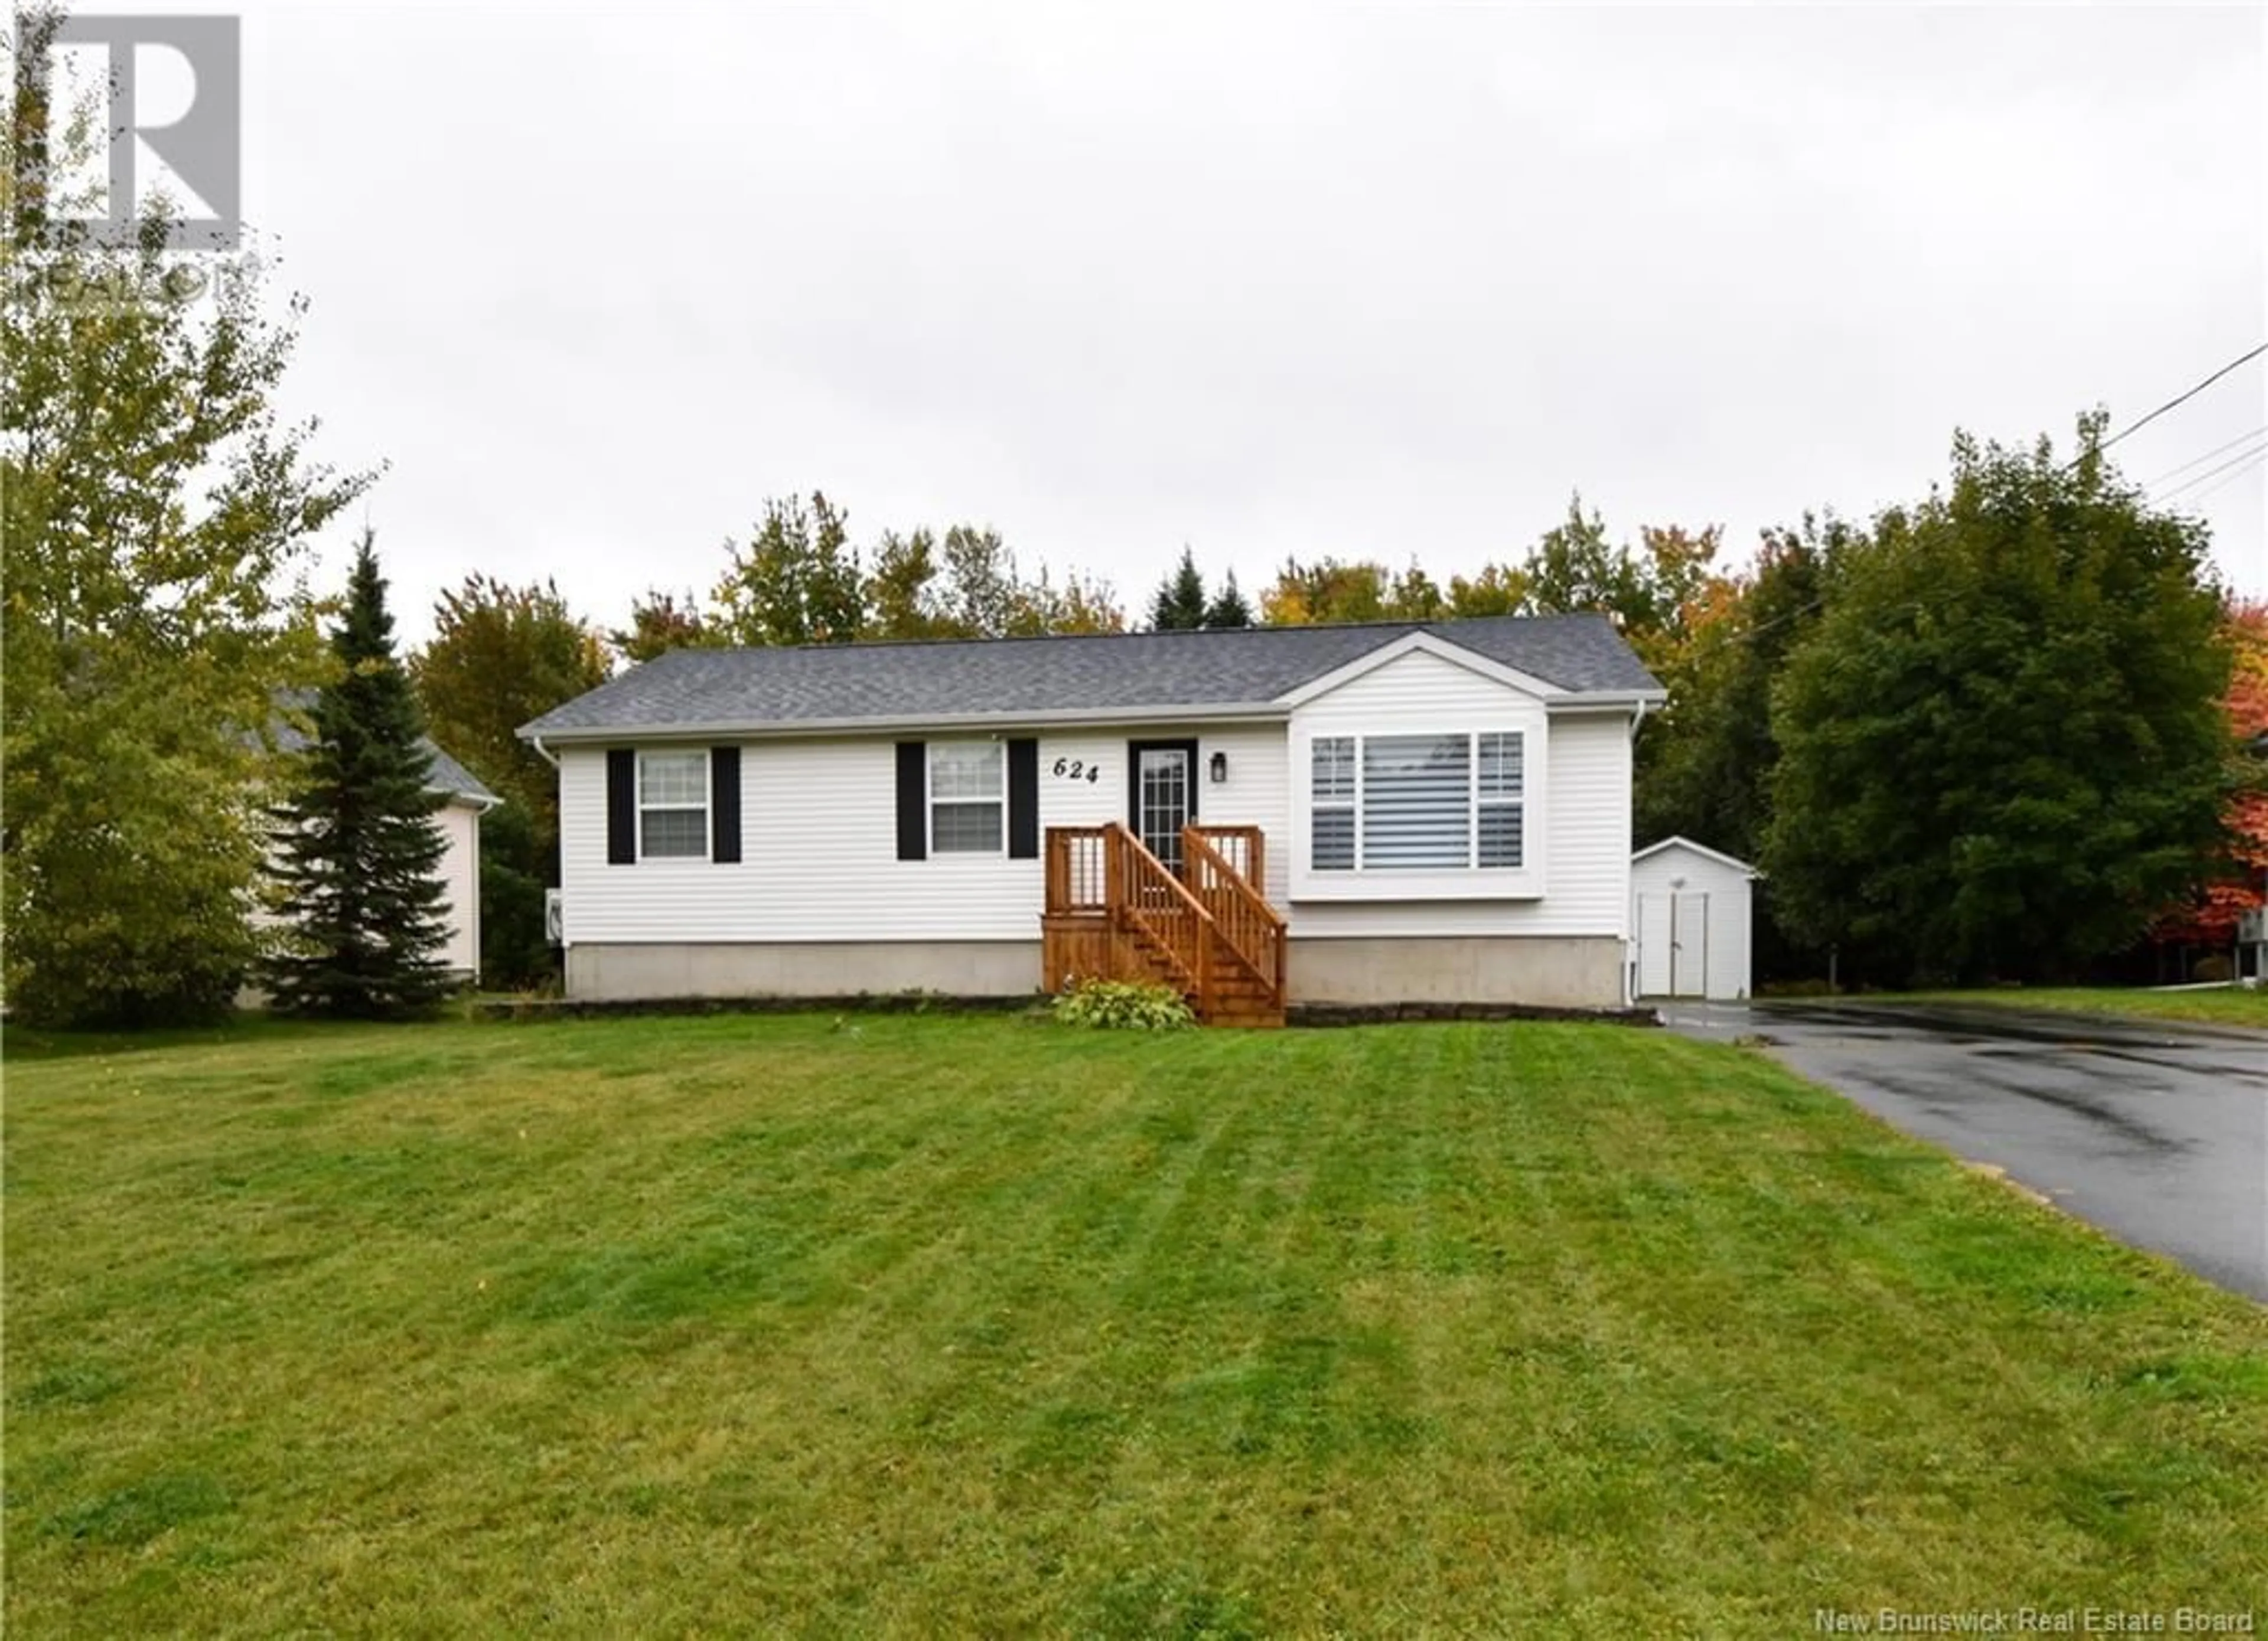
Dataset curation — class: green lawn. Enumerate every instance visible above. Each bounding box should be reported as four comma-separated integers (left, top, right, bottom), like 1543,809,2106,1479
6,1016,2265,1636
1846,986,2268,1030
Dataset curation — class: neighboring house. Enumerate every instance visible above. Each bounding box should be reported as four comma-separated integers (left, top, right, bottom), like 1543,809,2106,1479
1630,836,1758,1001
518,616,1665,1020
271,697,501,979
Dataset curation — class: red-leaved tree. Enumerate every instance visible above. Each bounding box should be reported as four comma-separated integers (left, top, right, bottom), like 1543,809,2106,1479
2154,599,2268,946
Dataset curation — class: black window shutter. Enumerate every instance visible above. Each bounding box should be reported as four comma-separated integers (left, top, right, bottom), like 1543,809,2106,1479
895,741,927,860
710,746,741,863
1007,738,1039,859
606,749,636,864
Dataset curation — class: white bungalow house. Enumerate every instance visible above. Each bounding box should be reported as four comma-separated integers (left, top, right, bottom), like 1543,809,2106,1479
518,616,1665,1023
270,697,501,979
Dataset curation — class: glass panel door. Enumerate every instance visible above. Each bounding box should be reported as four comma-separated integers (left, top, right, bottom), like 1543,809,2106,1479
1137,747,1191,874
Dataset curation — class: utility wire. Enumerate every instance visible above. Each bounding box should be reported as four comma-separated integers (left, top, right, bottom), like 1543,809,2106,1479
2140,423,2268,488
1732,592,1829,645
2152,439,2268,504
2174,447,2266,510
2080,342,2268,464
1719,347,2268,645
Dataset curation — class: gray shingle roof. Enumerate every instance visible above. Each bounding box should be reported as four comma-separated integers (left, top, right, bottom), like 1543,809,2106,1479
273,690,501,804
417,742,503,806
519,615,1662,739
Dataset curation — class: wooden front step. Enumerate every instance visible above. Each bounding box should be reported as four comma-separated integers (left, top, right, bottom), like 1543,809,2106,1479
1042,823,1287,1028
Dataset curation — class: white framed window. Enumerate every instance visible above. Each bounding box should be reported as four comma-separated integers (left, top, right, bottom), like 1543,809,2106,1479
1312,735,1356,871
930,742,1005,854
1477,731,1524,868
1306,730,1526,872
638,748,709,859
1363,733,1471,869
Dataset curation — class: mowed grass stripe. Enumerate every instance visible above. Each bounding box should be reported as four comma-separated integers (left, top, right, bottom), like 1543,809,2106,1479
6,1014,2264,1636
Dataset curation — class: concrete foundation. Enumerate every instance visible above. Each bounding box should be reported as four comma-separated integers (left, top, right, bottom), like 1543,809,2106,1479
1286,936,1625,1009
566,935,1626,1010
565,941,1044,1001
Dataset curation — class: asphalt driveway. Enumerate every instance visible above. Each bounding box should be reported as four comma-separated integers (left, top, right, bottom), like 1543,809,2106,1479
1658,998,2268,1303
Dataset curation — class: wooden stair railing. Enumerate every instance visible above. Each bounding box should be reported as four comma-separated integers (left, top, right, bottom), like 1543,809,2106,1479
1185,824,1265,895
1111,823,1210,1001
1042,822,1283,1023
1181,825,1286,1009
1044,824,1111,918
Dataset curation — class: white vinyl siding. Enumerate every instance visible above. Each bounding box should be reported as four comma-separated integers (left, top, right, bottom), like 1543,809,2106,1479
550,652,1635,951
638,749,707,859
1291,647,1550,901
1286,645,1631,931
434,800,481,974
1290,710,1628,937
929,742,1005,854
554,724,1288,945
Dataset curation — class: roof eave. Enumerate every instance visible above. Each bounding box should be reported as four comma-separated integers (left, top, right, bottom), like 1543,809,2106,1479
1545,690,1669,712
1632,834,1761,875
516,700,1295,743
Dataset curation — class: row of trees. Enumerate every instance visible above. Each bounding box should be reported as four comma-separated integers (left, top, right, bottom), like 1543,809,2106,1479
1147,549,1252,630
609,493,1123,661
599,491,1723,657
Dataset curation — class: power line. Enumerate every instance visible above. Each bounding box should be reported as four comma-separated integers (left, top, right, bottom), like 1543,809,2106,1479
1719,347,2268,642
2175,447,2266,510
1734,592,1829,645
2084,342,2268,462
2152,439,2268,504
2140,423,2268,488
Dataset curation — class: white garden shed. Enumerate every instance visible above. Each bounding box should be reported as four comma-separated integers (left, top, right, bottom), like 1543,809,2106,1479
1631,837,1758,1000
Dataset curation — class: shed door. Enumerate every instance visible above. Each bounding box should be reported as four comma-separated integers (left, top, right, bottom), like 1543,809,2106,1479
1637,894,1674,997
1636,892,1711,999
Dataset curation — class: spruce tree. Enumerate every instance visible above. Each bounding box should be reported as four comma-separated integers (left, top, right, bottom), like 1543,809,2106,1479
1148,547,1211,630
1205,570,1254,629
265,535,454,1016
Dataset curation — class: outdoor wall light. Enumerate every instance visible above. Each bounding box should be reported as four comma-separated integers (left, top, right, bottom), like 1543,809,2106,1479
1209,751,1228,784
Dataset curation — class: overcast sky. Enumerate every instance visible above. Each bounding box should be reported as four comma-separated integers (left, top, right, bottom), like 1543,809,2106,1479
197,4,2268,638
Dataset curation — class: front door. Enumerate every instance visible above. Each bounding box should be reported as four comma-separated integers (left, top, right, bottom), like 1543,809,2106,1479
1129,739,1199,875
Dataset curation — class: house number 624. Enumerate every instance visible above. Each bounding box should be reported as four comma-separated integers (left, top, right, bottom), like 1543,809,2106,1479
1051,758,1100,783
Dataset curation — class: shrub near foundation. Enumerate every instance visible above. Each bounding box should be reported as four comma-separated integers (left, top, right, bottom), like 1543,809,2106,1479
1050,977,1196,1030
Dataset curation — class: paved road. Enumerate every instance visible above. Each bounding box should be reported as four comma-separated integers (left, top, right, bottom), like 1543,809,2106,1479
1657,999,2268,1303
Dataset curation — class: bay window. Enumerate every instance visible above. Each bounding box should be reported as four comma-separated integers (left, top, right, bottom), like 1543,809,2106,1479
1308,730,1526,872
